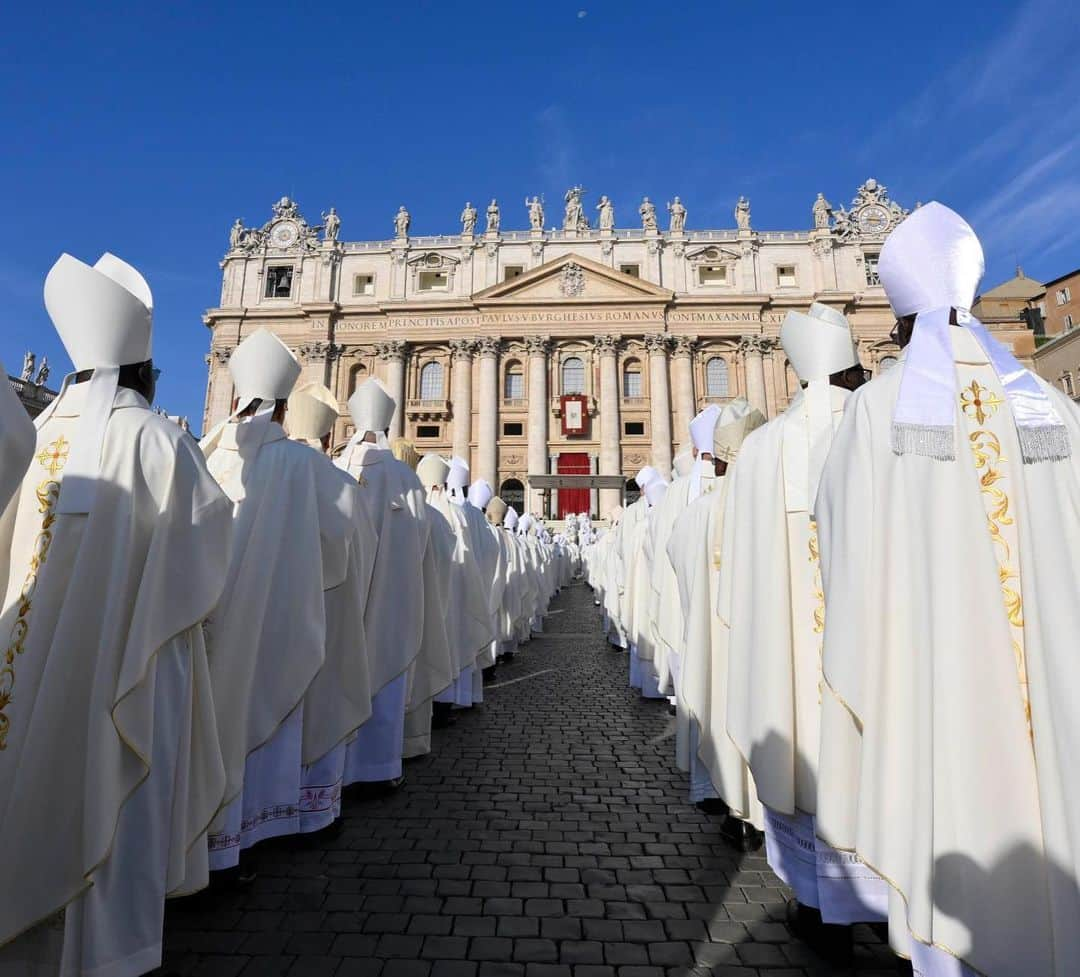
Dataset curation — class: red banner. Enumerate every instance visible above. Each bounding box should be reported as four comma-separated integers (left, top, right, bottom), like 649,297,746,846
561,394,589,437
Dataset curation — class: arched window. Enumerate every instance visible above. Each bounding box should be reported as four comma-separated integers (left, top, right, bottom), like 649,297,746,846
624,477,641,506
500,478,524,511
419,361,443,400
562,356,586,394
504,360,524,400
622,358,643,398
348,363,368,397
705,357,730,398
877,354,899,374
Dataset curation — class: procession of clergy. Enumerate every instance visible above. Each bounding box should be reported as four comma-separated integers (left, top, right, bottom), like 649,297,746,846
580,203,1080,977
0,251,579,977
1,201,1079,977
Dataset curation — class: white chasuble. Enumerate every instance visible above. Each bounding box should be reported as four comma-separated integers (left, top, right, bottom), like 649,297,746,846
0,387,232,977
667,477,762,825
204,422,354,864
816,334,1080,977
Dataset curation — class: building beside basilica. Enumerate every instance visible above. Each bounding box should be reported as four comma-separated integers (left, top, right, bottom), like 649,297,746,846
203,181,1034,517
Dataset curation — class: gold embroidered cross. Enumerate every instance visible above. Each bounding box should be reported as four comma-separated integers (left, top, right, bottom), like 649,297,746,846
35,436,69,477
960,380,1003,426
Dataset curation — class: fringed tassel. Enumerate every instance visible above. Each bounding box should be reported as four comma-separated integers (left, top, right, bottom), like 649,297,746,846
1018,423,1071,464
891,422,955,461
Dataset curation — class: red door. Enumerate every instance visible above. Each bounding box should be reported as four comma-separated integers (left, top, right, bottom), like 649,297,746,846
557,452,591,518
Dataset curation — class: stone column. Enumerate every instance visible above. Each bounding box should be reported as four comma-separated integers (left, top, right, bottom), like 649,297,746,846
644,334,673,477
205,347,233,430
595,335,622,517
376,340,408,440
449,338,475,467
670,336,697,451
739,336,772,417
296,340,330,385
475,336,501,489
525,336,551,514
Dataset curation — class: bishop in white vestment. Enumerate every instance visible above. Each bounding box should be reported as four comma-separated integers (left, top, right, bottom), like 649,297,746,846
817,203,1080,977
0,355,36,604
202,331,355,868
0,254,232,977
721,305,880,955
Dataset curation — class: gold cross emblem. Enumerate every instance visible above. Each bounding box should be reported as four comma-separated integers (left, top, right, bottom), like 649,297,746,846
960,379,1004,426
35,436,70,478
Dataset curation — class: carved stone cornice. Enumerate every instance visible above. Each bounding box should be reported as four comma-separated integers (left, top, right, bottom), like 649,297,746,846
296,341,330,364
594,334,621,356
375,339,408,362
643,333,672,356
449,337,477,361
326,342,347,362
475,336,502,358
530,240,544,259
524,336,552,357
738,335,776,356
671,335,697,357
211,347,232,366
810,234,833,257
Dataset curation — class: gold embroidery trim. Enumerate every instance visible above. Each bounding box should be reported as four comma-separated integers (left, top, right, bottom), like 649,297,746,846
0,436,69,750
966,415,1031,737
809,518,826,704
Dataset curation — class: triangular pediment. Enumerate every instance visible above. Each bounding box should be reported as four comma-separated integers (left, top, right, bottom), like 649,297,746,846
474,253,673,304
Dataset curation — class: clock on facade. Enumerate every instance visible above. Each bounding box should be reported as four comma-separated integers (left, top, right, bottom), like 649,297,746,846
271,221,299,247
858,205,889,236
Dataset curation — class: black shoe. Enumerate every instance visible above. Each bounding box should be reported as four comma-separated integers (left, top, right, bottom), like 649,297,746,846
696,797,730,818
786,898,854,966
667,702,677,716
482,665,498,682
432,702,456,729
720,815,764,852
209,864,257,891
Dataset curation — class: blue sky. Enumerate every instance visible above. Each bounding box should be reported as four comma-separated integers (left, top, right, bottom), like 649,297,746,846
3,0,1078,429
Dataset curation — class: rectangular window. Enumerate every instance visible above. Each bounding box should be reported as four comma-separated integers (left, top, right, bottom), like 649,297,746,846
1039,302,1047,316
1057,287,1072,305
265,265,293,298
619,263,640,278
503,265,524,280
353,273,375,296
504,372,524,400
502,422,524,436
418,271,448,291
417,424,440,439
1062,373,1074,397
776,265,797,288
865,254,881,286
623,371,642,398
624,421,645,436
698,265,727,286
1066,313,1075,331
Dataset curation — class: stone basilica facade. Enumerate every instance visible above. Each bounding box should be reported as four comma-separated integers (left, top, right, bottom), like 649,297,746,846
203,182,1033,517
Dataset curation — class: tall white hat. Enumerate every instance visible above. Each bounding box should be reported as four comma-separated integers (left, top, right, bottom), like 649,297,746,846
486,495,508,524
712,397,766,463
287,382,339,441
42,252,154,515
644,479,668,507
882,202,1067,462
417,453,450,490
229,329,301,410
878,202,984,317
447,456,470,494
468,478,493,509
780,303,858,381
348,378,396,439
634,465,659,490
44,252,153,370
504,506,519,529
688,404,722,454
518,513,535,536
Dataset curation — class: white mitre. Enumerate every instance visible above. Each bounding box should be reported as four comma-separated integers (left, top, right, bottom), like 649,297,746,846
635,465,659,490
485,495,508,524
504,506,519,530
447,456,470,500
229,330,301,410
518,513,535,536
780,303,857,382
468,478,493,509
348,378,395,442
644,479,669,507
287,382,339,443
713,397,767,463
43,252,153,514
689,404,722,454
417,453,450,491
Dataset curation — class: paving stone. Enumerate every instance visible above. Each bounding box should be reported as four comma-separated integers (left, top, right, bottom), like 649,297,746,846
157,585,900,977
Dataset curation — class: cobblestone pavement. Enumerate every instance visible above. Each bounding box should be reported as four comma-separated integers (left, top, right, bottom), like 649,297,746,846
152,581,904,977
